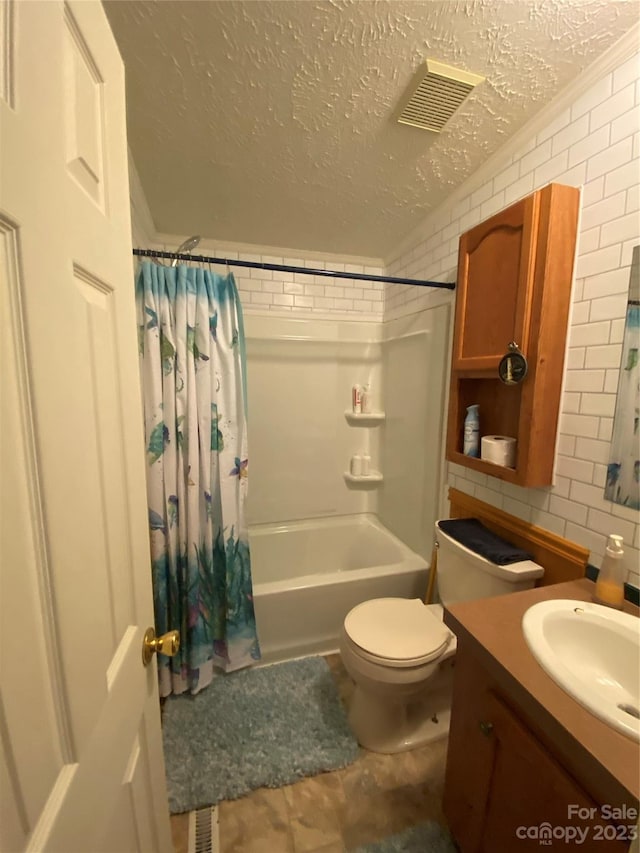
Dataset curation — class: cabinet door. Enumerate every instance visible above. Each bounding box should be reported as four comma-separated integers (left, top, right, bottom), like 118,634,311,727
452,193,539,371
443,646,495,851
479,693,627,853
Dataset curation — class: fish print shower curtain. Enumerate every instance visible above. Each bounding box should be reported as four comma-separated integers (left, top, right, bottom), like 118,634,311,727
605,296,640,510
136,261,260,696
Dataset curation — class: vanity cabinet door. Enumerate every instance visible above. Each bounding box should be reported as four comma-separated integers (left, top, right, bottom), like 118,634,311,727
479,693,627,852
452,194,538,372
444,645,630,853
443,647,495,851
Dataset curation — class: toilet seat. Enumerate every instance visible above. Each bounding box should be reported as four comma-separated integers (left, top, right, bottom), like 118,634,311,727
344,598,452,668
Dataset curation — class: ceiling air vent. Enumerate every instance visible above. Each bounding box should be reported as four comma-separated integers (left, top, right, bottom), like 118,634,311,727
397,59,484,133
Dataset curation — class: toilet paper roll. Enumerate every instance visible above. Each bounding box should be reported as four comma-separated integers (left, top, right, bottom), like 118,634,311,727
481,435,517,468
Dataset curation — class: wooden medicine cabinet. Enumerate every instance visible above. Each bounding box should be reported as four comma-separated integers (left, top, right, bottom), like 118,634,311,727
446,183,580,487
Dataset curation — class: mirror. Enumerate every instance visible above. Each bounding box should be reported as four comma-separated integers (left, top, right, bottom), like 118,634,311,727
605,245,639,510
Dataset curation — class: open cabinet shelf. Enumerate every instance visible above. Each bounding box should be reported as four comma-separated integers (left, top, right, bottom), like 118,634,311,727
447,451,518,483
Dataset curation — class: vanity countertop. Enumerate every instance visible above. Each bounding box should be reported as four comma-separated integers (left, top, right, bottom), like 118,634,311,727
444,578,640,806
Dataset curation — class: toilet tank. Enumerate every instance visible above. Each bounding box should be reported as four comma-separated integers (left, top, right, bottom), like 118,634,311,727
435,520,544,606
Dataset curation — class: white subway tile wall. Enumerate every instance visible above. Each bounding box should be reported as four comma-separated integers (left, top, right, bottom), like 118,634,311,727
385,50,640,589
232,253,384,318
150,244,386,319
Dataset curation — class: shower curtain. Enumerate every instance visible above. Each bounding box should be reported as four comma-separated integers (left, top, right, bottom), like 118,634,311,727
605,299,640,510
136,261,260,696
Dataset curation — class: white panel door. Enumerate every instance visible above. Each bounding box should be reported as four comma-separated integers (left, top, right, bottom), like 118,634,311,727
0,1,172,850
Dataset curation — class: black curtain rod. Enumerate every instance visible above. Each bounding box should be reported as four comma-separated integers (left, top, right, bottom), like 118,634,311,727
132,248,456,290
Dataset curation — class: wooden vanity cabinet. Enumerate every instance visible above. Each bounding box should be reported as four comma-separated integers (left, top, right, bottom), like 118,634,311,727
446,183,580,487
444,644,629,853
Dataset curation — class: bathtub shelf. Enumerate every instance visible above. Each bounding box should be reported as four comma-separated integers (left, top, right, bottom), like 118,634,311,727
343,471,384,485
344,411,386,425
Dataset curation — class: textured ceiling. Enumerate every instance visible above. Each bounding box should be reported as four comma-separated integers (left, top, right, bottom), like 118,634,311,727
105,0,638,258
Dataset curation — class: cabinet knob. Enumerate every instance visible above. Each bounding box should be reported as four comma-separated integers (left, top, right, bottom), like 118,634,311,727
479,720,494,737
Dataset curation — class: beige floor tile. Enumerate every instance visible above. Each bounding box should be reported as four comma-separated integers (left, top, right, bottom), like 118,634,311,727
340,780,443,849
406,737,449,796
339,746,419,795
170,812,189,853
283,771,346,853
219,787,294,853
305,841,346,853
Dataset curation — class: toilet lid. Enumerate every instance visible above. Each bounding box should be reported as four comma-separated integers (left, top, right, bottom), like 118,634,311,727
344,598,451,664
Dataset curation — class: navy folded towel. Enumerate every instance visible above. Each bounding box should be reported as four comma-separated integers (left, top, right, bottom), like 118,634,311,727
437,518,533,566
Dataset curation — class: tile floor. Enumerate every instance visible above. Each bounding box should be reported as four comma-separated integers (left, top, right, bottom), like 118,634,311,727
169,653,451,853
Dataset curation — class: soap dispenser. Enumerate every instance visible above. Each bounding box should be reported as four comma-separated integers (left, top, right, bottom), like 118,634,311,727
594,534,625,609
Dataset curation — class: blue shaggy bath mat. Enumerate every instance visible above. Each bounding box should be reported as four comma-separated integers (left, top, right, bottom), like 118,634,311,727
352,821,456,853
162,656,359,813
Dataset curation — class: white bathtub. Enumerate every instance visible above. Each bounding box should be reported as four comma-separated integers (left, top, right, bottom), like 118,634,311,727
249,514,429,663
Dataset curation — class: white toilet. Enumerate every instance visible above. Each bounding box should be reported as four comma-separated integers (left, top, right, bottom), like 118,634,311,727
339,519,544,753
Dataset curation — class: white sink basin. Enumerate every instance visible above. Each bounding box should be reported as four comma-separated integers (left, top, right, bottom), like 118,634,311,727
522,599,640,741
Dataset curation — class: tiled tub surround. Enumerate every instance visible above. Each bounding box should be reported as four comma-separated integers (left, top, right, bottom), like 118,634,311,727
384,46,640,590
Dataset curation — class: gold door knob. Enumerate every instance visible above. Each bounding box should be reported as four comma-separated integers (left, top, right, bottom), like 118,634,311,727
142,628,180,666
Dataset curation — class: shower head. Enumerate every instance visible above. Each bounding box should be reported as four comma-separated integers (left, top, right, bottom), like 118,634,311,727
171,235,201,267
